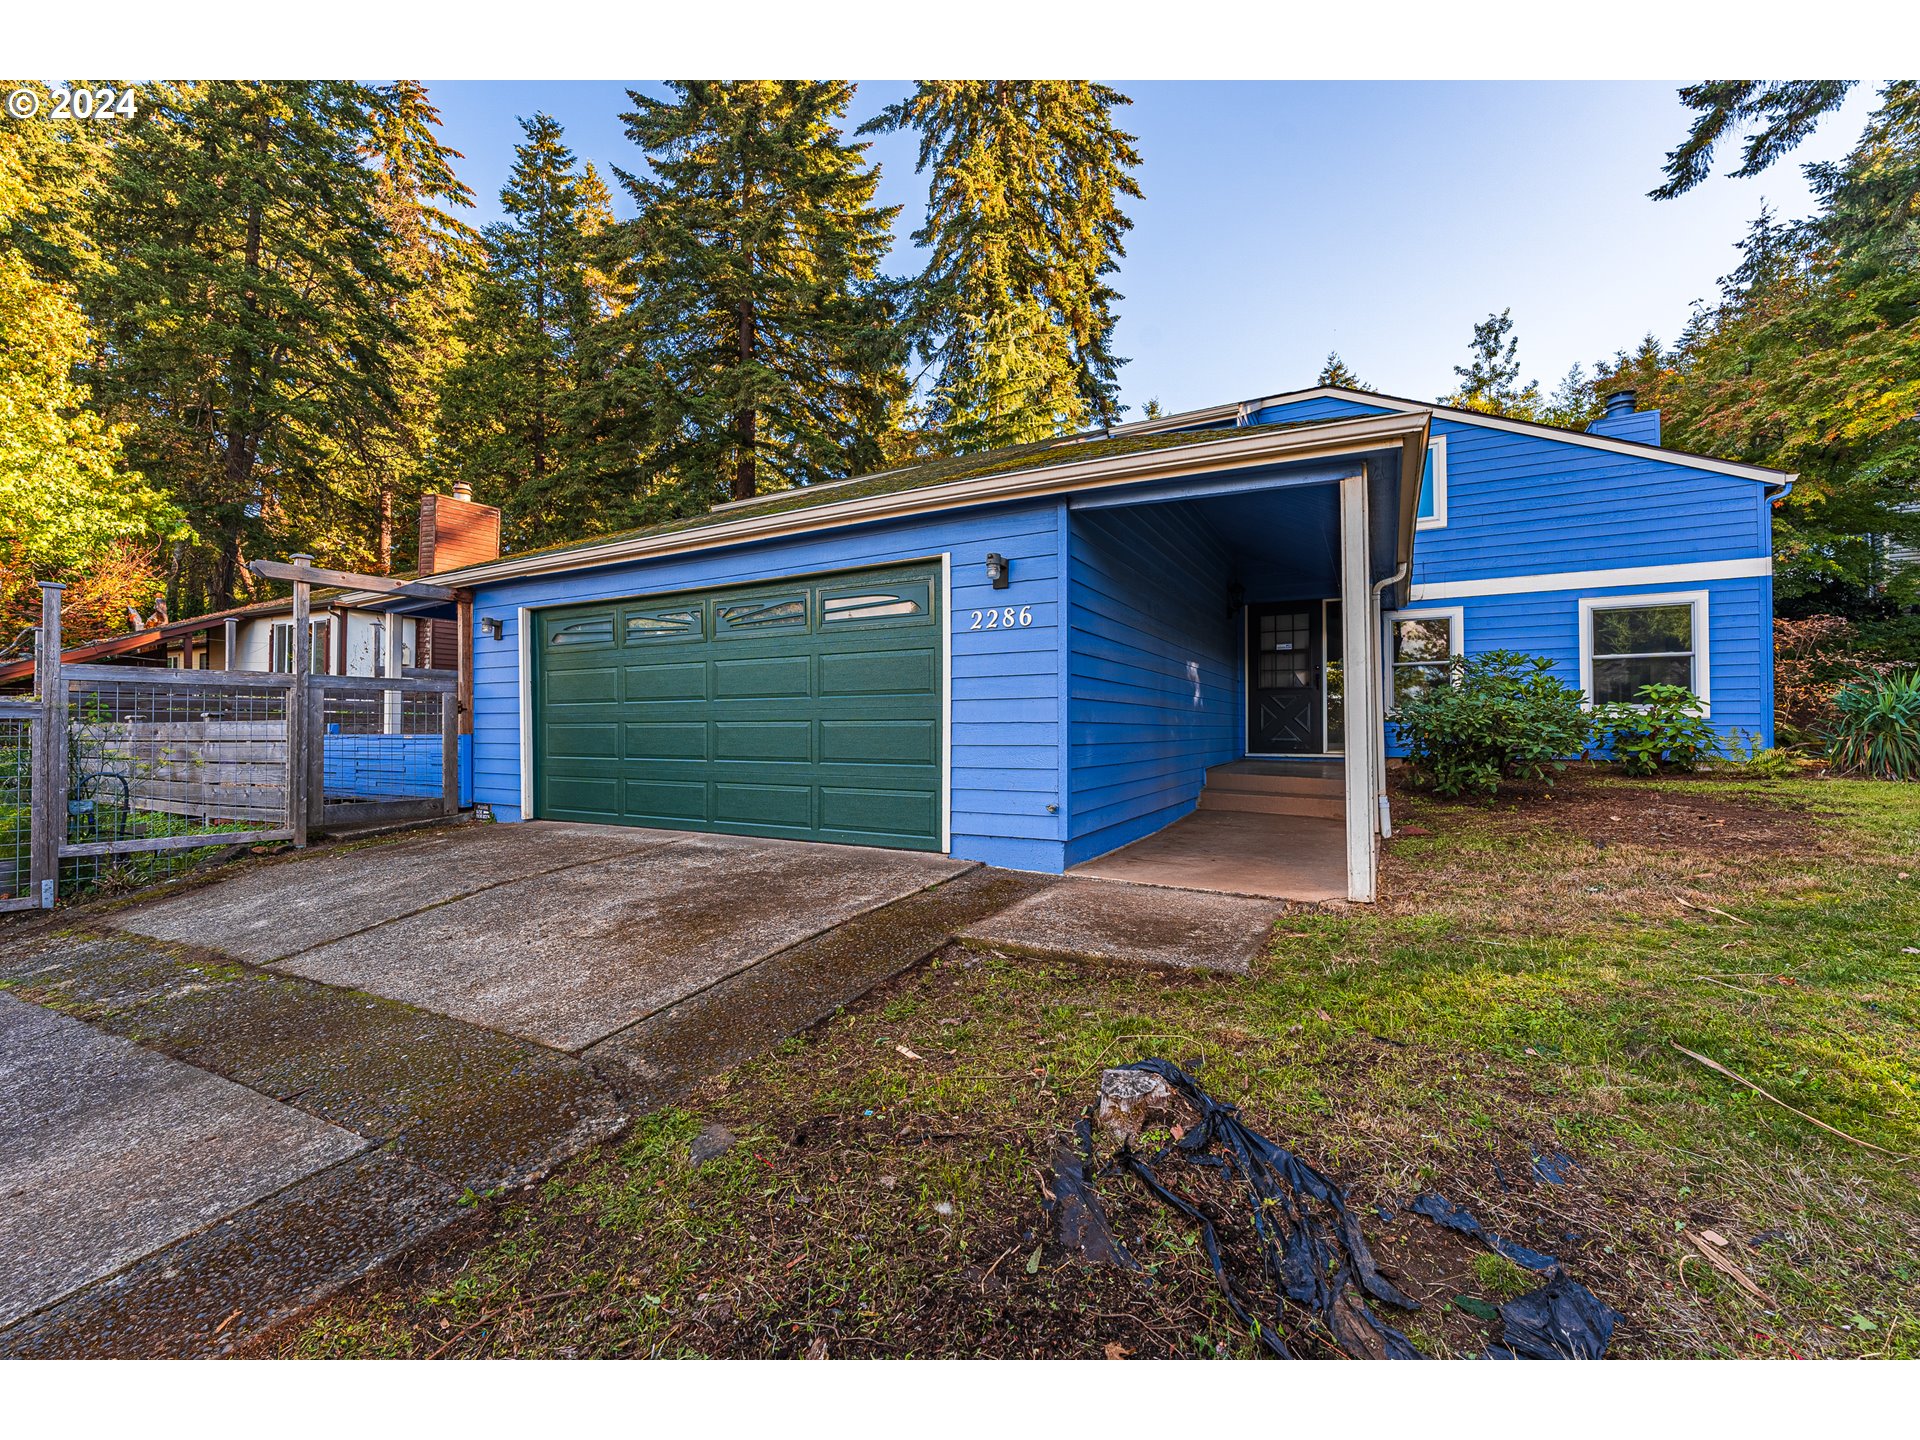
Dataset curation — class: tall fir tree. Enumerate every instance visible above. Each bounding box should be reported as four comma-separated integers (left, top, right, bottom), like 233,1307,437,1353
864,82,1142,452
327,80,481,573
438,113,631,548
612,81,905,506
86,81,406,614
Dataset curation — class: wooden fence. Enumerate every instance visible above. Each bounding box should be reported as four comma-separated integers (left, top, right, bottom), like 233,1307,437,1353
10,578,464,907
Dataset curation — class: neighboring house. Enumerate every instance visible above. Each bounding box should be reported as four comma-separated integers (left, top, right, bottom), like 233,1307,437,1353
394,383,1788,902
1,486,500,687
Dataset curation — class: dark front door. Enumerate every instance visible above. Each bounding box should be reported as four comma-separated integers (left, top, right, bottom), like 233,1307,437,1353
1247,603,1322,753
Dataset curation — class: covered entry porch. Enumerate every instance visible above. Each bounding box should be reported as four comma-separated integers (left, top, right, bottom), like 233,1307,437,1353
1060,424,1423,902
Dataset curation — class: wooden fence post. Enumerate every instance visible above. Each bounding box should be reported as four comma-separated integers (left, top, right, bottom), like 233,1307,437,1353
30,582,65,907
289,556,311,847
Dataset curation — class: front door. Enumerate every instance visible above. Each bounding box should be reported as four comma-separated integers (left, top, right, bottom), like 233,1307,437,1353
1247,603,1322,753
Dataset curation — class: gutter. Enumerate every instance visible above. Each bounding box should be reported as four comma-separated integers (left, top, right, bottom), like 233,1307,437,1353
1369,556,1413,842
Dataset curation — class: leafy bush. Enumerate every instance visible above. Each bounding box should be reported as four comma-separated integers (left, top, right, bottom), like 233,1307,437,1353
1826,667,1920,780
1389,649,1592,798
1592,683,1721,775
1774,615,1860,742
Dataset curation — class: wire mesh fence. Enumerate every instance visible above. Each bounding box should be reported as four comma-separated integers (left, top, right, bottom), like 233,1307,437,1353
0,709,33,905
318,682,450,808
59,671,294,896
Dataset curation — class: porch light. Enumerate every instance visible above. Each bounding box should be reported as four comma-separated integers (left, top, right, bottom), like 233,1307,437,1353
985,553,1010,589
1227,582,1245,617
481,616,504,641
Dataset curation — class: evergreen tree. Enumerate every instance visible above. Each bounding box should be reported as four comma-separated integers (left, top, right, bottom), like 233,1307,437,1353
326,80,481,573
1317,351,1372,391
1444,308,1542,418
1635,83,1920,608
864,82,1142,451
612,81,905,506
1651,80,1857,199
439,114,630,547
86,81,406,613
1537,363,1600,429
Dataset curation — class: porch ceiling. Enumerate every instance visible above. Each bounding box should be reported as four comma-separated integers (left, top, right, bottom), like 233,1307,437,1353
1066,441,1411,604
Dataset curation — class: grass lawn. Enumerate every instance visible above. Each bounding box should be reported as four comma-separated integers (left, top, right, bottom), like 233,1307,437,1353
259,768,1920,1360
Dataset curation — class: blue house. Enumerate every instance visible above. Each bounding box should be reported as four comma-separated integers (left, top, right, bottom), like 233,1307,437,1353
343,384,1790,903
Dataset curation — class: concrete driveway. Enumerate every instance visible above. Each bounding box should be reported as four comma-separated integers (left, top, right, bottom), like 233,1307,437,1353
0,817,1277,1355
0,820,1053,1356
116,822,972,1049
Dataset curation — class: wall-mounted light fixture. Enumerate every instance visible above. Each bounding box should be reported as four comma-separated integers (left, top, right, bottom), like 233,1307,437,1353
1227,582,1245,618
480,616,504,641
985,552,1010,589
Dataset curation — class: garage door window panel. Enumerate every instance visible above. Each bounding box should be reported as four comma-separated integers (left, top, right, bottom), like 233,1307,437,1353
549,615,615,647
625,605,704,643
718,596,807,632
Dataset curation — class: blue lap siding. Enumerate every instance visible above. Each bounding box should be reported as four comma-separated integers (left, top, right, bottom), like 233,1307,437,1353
467,499,1071,871
1064,502,1241,867
1247,394,1779,747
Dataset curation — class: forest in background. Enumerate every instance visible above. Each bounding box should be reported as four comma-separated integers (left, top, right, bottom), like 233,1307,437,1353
1,79,1915,644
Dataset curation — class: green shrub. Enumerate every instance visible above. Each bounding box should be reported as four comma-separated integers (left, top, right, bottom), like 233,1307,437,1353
1592,683,1721,776
1826,667,1920,780
1389,650,1593,799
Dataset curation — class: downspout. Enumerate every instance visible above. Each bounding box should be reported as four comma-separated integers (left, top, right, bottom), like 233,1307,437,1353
1369,558,1411,840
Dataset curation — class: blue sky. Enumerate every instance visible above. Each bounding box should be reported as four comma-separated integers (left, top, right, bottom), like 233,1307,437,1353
422,80,1878,418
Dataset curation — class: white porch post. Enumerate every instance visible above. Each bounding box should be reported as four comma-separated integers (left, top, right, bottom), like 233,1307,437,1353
1339,469,1380,902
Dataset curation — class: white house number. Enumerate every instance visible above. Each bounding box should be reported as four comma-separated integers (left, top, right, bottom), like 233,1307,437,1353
968,606,1033,631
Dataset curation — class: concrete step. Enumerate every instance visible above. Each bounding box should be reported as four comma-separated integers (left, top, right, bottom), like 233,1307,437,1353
1203,766,1344,798
1198,790,1345,819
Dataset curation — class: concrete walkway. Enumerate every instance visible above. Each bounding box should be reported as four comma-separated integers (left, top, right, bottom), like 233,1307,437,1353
1068,809,1348,901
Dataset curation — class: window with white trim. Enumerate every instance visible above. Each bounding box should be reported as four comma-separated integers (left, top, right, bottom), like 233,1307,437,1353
269,619,330,674
1415,434,1448,529
1387,608,1462,705
1579,592,1710,708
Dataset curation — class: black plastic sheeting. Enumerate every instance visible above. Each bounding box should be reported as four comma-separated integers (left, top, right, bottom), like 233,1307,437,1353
1409,1192,1562,1272
1092,1059,1621,1360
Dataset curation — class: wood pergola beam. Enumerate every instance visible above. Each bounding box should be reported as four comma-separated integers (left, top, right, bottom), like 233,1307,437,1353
247,559,459,604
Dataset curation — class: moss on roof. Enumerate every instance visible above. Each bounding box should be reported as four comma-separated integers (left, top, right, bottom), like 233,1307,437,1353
472,419,1342,573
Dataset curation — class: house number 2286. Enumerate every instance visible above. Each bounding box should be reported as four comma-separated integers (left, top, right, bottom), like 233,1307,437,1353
969,606,1032,630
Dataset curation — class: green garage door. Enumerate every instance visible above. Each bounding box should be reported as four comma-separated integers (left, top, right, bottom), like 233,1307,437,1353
535,563,943,850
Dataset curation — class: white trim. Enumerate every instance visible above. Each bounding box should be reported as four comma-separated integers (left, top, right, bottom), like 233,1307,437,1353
362,412,1429,595
1126,384,1795,488
939,551,953,856
1338,472,1379,904
1579,590,1712,712
517,605,533,819
1415,434,1448,530
1409,555,1770,601
1384,605,1465,707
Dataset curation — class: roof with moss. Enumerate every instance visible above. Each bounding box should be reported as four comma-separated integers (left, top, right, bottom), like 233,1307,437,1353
473,420,1340,571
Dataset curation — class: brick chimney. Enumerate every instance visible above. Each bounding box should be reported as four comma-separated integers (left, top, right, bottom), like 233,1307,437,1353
416,485,500,670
